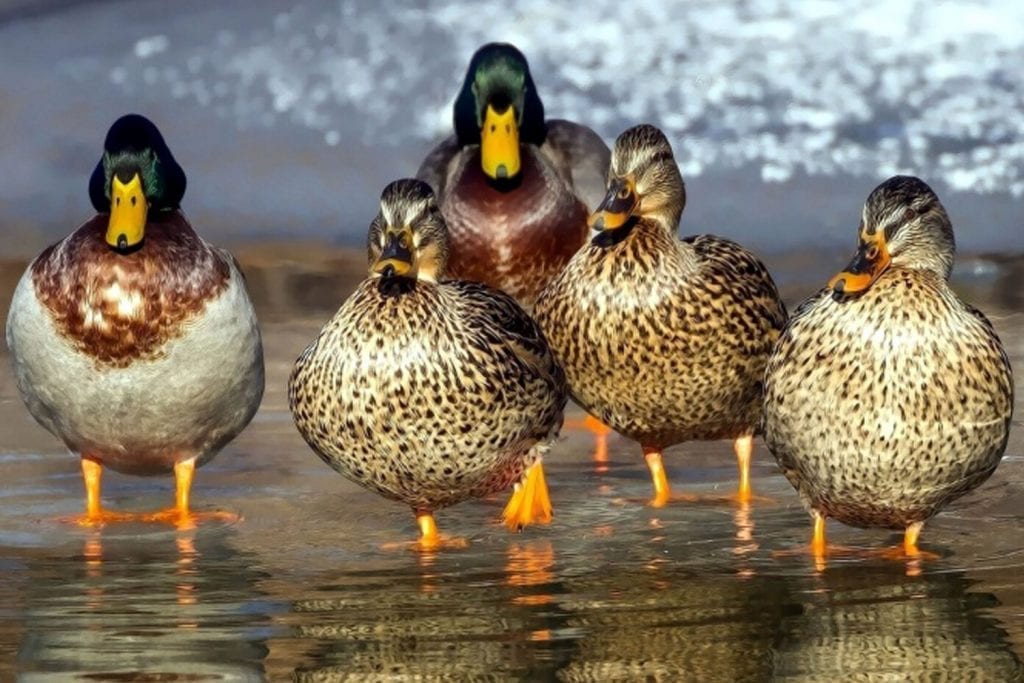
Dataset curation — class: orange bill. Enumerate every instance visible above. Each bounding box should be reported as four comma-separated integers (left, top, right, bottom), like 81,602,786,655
588,176,637,231
828,226,890,296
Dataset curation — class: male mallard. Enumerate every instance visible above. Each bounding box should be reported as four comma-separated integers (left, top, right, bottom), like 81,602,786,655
763,176,1014,559
5,114,265,526
417,42,610,309
288,179,567,548
533,125,787,505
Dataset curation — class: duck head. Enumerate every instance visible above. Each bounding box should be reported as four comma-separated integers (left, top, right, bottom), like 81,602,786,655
88,114,186,253
368,179,450,284
453,42,546,181
829,176,955,298
590,124,686,237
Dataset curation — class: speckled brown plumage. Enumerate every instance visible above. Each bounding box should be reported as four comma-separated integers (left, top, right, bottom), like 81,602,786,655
417,43,609,310
30,211,230,368
533,124,786,493
763,176,1014,534
288,179,567,521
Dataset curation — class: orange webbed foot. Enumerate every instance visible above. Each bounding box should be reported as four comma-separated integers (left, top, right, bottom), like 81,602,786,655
381,512,468,552
139,459,237,529
775,517,941,574
138,508,240,531
59,508,137,528
60,458,136,527
502,461,553,532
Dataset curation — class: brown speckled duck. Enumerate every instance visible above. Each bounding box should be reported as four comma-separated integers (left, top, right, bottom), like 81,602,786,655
533,124,787,506
763,176,1014,559
417,42,609,309
288,179,567,548
5,114,265,527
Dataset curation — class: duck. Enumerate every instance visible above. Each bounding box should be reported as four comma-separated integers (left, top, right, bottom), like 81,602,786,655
763,175,1014,559
416,42,610,310
5,113,265,527
288,178,567,548
533,124,787,505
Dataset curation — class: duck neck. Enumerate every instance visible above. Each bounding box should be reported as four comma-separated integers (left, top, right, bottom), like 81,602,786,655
891,212,956,281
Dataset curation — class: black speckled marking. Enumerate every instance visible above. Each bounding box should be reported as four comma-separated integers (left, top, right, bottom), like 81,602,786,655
534,220,786,450
289,278,567,511
764,268,1014,529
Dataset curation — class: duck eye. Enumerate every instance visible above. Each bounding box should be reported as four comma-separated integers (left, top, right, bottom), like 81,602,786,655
399,234,409,250
865,245,879,260
617,186,630,200
903,207,916,221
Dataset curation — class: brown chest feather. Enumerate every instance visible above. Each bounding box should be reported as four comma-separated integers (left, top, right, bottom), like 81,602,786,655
441,147,588,306
31,212,230,367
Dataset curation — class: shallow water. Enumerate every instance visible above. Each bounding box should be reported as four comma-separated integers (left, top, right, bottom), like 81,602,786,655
0,263,1021,681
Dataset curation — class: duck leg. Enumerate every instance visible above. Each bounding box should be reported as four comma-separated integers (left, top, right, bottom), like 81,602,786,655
142,458,237,529
502,460,553,531
383,509,468,551
876,521,938,562
782,513,938,572
417,511,440,546
812,511,827,555
734,434,753,502
66,456,133,526
643,445,672,508
565,414,613,464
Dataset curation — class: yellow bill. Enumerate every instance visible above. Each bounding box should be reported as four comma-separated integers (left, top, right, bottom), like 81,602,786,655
105,173,148,251
480,104,520,180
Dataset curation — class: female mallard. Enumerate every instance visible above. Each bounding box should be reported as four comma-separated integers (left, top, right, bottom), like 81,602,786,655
763,176,1014,559
5,114,265,526
288,179,567,548
417,42,609,309
533,125,787,505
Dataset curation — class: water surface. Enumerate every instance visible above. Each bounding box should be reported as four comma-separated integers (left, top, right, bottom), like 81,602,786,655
0,263,1022,681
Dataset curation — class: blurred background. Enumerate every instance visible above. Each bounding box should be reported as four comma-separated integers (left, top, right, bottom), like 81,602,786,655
1,0,1022,265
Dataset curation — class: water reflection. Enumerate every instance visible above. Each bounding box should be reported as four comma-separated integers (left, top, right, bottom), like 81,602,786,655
265,536,1024,681
775,565,1024,681
556,562,794,681
274,544,573,681
11,528,272,680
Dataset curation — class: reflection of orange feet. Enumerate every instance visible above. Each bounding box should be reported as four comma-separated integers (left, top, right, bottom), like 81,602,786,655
565,414,613,465
382,511,469,552
502,460,553,531
506,542,556,605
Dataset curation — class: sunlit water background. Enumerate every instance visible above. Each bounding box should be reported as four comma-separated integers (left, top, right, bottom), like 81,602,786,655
1,0,1024,680
1,0,1023,256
